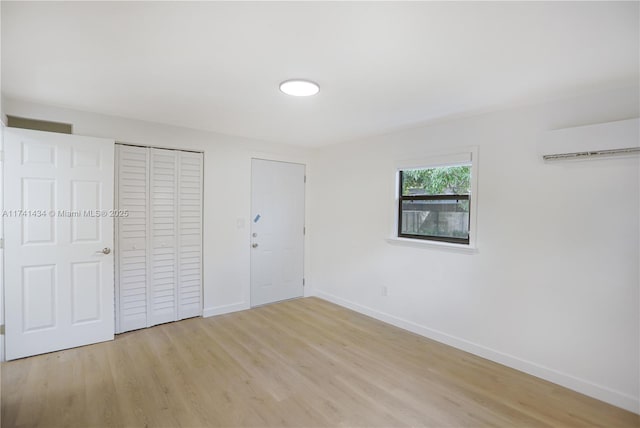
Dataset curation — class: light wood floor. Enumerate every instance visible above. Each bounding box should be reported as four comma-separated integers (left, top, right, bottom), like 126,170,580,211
1,297,638,428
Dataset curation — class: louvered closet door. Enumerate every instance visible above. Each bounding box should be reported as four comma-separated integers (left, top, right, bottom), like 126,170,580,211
149,148,179,326
116,145,149,333
116,146,202,333
177,151,203,319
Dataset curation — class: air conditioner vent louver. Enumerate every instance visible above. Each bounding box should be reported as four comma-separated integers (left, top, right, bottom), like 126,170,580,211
538,118,639,161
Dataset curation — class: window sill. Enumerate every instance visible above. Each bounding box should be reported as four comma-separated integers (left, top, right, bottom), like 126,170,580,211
385,237,478,254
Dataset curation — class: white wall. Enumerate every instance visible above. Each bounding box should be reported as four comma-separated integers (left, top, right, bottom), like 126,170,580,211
1,97,313,322
309,85,640,413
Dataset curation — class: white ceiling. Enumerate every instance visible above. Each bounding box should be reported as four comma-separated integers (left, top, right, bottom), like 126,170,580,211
2,1,638,147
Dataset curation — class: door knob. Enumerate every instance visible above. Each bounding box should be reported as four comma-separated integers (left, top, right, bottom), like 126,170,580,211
252,243,258,248
101,247,111,255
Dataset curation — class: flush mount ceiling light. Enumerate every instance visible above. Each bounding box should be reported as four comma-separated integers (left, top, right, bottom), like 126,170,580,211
279,79,320,97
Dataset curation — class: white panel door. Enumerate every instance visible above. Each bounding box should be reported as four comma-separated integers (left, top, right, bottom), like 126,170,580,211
250,159,305,307
115,145,149,333
177,151,203,319
149,148,178,326
4,128,115,360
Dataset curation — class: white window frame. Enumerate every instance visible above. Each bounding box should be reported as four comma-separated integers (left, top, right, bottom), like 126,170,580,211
387,146,479,253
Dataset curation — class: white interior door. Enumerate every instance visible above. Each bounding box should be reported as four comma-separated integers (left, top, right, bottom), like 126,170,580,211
177,150,203,320
115,144,149,333
4,128,115,360
250,159,305,306
115,146,203,333
149,148,178,326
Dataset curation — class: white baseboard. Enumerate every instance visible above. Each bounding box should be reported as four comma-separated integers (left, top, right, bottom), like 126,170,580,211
203,302,249,318
314,290,640,414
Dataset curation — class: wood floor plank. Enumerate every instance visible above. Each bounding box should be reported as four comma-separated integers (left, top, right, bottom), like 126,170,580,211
1,297,638,427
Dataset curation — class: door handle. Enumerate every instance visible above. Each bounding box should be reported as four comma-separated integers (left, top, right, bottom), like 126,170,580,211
252,243,258,248
98,247,111,255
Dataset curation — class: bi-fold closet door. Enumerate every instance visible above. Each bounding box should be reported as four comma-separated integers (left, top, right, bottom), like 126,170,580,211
115,144,203,334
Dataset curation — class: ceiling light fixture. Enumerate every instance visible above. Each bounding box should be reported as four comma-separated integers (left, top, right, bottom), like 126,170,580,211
279,79,320,97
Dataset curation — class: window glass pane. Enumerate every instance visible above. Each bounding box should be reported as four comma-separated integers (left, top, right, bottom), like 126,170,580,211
401,165,471,196
400,199,469,239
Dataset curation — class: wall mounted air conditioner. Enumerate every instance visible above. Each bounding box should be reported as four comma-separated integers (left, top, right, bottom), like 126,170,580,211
538,117,640,161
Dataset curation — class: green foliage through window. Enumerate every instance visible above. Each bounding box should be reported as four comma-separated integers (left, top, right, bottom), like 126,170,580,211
401,165,470,196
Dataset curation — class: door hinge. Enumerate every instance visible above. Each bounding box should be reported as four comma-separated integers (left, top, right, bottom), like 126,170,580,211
303,226,306,235
302,278,305,286
0,238,3,249
0,151,4,162
304,175,306,183
0,324,5,335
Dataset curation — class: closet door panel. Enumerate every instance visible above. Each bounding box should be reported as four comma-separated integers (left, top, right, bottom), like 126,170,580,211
178,151,203,319
149,148,178,326
116,145,149,333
